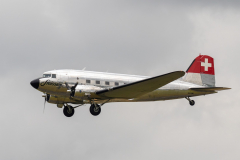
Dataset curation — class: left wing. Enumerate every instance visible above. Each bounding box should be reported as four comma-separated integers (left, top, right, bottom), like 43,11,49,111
96,71,185,99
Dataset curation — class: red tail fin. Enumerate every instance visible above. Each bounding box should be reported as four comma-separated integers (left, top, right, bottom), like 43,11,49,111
184,55,215,87
186,55,215,75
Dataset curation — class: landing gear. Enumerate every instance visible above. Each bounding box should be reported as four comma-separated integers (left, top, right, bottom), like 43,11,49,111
89,104,101,116
185,97,195,106
63,105,75,117
189,100,195,106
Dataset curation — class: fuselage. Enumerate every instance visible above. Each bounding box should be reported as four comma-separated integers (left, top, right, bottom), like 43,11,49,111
31,69,210,105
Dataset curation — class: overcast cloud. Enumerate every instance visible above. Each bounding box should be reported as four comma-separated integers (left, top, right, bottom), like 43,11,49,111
0,0,239,160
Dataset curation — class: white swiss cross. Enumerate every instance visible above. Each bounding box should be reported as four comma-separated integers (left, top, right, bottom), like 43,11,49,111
201,58,212,71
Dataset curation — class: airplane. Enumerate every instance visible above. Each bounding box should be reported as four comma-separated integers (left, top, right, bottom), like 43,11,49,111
30,55,230,117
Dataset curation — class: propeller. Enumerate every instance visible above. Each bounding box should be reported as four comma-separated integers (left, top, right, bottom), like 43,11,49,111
42,94,50,113
65,82,78,97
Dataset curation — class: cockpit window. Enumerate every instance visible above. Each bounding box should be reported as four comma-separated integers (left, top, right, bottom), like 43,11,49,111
52,74,56,78
43,74,51,78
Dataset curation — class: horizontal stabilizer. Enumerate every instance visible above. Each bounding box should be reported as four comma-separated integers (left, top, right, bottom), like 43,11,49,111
190,87,231,92
96,71,185,99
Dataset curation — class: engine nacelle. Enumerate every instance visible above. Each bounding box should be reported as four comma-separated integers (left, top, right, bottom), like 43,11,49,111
42,85,104,105
74,85,104,99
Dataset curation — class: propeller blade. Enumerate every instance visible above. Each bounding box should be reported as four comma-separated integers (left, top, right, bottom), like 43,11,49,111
69,82,78,97
71,82,78,90
43,97,46,113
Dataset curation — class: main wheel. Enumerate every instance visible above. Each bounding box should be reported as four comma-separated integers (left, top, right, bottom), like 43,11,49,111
89,104,101,116
63,106,75,117
189,100,195,106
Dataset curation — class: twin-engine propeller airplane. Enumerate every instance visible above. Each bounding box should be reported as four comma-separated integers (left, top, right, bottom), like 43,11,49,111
30,55,230,117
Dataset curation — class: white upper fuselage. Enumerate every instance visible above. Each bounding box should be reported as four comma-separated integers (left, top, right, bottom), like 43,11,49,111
36,69,204,104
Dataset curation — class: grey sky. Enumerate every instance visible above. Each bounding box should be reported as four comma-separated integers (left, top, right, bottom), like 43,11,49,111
0,0,239,160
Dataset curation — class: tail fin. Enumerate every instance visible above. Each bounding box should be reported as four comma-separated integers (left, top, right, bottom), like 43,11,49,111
183,55,215,87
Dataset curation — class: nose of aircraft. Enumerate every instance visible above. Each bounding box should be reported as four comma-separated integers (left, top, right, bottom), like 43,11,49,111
30,78,40,89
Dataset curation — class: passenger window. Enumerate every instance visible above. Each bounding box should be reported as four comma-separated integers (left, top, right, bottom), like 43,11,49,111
96,81,100,84
115,82,119,86
86,80,91,84
105,81,109,85
52,74,56,78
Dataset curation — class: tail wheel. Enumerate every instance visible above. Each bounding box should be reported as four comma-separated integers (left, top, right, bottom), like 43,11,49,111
63,106,75,117
189,100,195,106
90,104,101,116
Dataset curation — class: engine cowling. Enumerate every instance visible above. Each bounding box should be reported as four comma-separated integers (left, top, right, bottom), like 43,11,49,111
74,85,104,99
43,85,104,104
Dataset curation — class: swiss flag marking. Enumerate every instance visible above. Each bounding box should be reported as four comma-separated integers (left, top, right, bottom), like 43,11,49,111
186,55,215,75
201,58,212,71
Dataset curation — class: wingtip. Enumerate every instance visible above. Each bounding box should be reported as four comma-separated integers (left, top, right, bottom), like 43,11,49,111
218,87,231,90
224,87,231,90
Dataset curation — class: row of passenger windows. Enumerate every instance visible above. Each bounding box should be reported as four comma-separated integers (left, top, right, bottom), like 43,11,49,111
86,79,120,86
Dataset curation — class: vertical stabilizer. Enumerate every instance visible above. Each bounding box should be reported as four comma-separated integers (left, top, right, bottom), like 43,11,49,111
183,55,215,87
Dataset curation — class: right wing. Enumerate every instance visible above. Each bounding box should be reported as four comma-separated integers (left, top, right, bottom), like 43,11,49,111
96,71,185,99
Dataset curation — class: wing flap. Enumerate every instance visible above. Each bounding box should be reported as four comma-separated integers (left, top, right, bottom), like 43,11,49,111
96,71,185,99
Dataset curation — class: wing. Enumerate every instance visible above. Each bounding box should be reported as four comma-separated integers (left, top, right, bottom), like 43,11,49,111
96,71,185,99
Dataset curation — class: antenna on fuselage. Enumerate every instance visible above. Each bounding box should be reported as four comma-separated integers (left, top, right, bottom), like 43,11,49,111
82,67,86,71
